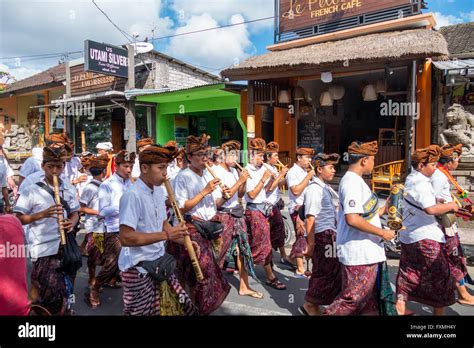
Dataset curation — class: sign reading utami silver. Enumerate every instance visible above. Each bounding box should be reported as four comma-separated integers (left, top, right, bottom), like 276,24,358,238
84,40,128,78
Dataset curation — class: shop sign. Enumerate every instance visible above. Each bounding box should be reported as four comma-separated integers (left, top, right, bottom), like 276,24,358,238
84,39,128,78
279,0,412,33
70,63,127,97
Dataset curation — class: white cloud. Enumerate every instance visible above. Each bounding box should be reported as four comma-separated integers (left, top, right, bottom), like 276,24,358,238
461,11,474,22
165,13,255,74
0,0,170,79
0,0,268,80
433,12,464,29
171,0,274,33
0,63,43,83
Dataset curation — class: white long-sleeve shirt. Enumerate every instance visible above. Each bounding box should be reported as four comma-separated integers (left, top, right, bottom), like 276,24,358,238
99,172,131,232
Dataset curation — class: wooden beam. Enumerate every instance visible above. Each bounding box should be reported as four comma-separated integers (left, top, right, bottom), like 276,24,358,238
247,81,255,115
268,13,437,52
44,90,49,138
416,59,432,148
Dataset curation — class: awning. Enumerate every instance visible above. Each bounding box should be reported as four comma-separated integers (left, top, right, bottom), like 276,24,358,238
432,58,474,75
51,91,125,104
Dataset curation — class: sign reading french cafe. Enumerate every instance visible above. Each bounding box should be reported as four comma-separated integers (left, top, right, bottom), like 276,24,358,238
279,0,412,32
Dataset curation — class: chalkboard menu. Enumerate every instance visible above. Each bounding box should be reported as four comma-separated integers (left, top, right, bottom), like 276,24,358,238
297,119,324,154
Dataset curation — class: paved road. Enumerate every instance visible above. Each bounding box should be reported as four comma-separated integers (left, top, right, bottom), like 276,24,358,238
27,231,474,316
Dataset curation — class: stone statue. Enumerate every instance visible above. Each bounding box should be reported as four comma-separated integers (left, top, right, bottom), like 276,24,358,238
440,103,474,157
3,124,33,152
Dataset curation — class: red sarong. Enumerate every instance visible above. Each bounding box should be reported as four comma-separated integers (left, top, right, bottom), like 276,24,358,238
396,239,456,307
170,220,230,315
245,209,272,266
323,263,379,315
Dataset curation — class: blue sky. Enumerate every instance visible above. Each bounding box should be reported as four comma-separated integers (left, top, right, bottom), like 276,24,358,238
0,0,473,82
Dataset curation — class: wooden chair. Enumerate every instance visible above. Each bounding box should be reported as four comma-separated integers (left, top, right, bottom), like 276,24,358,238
371,160,405,193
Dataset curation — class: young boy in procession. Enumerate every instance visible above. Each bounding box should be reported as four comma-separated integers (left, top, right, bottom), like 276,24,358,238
132,137,154,181
90,150,135,306
80,154,109,308
286,147,316,277
164,140,186,183
76,152,94,197
245,138,286,290
63,138,86,189
14,144,80,315
96,142,114,178
172,134,231,315
213,140,263,299
118,144,196,316
396,145,458,315
299,153,342,316
324,140,395,315
264,142,290,266
431,143,474,306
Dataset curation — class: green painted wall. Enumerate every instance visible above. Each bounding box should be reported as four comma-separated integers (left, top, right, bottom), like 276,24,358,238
141,86,246,155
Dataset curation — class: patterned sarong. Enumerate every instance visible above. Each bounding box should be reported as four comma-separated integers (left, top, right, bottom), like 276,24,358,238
94,232,121,287
396,239,456,307
268,206,286,250
30,254,73,315
305,230,341,305
289,210,307,258
170,220,230,315
323,263,379,316
245,209,272,266
121,268,196,316
86,232,105,269
215,212,256,278
444,233,468,283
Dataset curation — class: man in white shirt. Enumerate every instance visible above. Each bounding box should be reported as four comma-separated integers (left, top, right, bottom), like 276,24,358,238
75,152,94,197
397,145,459,315
79,154,108,308
213,140,263,299
324,140,395,315
264,141,289,265
14,144,80,315
172,134,230,315
119,144,196,315
299,153,341,316
91,150,135,303
286,147,316,276
131,137,154,181
165,140,186,183
245,138,287,290
432,143,474,306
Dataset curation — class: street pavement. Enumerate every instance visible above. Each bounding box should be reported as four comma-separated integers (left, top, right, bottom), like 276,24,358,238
25,194,474,316
26,230,474,316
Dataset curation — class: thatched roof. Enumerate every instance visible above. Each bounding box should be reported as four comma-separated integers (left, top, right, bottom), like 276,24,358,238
439,22,474,58
222,29,448,80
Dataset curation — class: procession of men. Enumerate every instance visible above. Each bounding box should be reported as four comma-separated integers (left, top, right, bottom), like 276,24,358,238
0,131,473,317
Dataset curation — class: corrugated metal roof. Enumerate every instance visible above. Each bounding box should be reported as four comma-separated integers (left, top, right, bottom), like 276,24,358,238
125,83,245,100
432,58,474,70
